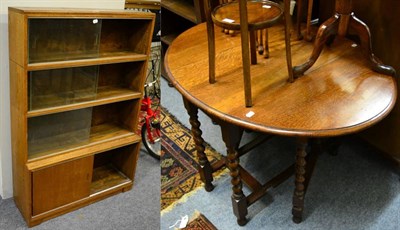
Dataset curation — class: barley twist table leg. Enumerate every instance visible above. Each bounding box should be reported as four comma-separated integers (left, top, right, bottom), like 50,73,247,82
183,98,214,192
220,122,247,226
292,137,308,223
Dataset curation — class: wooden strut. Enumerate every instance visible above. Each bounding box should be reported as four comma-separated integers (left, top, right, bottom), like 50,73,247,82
293,0,396,78
246,164,295,206
211,133,274,172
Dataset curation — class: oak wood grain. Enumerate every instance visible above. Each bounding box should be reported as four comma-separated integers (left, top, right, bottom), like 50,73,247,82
165,23,397,137
9,61,31,222
32,156,93,215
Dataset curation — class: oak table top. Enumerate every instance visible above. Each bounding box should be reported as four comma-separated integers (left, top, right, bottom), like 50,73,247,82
165,23,397,137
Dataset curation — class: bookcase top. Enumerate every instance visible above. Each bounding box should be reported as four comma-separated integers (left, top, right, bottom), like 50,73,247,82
8,7,154,19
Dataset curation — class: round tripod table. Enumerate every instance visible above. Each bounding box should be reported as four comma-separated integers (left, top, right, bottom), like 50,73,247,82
211,1,283,30
164,23,396,225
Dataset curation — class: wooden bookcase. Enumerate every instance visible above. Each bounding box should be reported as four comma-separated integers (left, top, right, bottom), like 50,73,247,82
161,0,205,82
8,7,155,227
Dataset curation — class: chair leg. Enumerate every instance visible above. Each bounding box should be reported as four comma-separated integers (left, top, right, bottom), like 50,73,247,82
305,0,314,41
238,0,252,107
204,0,216,84
296,0,304,40
258,29,264,55
264,29,269,58
284,0,294,82
250,30,257,65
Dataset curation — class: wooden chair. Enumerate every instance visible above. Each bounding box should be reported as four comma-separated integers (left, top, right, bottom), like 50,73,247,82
203,0,294,107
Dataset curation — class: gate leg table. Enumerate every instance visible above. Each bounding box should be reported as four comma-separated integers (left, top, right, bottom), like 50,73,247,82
164,23,397,225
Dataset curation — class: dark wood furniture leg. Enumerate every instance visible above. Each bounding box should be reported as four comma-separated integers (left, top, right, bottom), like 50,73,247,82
250,30,257,65
292,137,320,223
238,0,252,107
182,97,215,192
264,29,269,58
204,0,216,84
293,15,339,77
293,0,396,78
348,14,396,76
296,0,304,40
219,121,248,226
258,29,264,55
284,0,295,82
305,0,314,42
292,137,308,223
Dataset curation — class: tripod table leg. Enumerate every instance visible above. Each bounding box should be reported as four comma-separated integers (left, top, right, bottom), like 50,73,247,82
293,15,339,78
349,14,396,77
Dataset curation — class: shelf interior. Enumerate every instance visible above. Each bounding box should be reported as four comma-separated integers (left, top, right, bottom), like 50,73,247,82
28,100,140,160
161,0,196,23
28,61,145,116
90,164,131,195
28,18,153,64
90,144,138,194
28,122,138,161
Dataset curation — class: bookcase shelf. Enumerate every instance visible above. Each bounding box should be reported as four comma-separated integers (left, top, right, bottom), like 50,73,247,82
26,123,141,168
9,7,155,227
27,53,148,71
27,87,142,117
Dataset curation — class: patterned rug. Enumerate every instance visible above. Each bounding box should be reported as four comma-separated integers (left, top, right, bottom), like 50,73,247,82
161,107,225,210
181,212,218,230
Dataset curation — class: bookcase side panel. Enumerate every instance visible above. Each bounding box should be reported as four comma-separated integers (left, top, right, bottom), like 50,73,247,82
9,61,30,221
9,9,28,67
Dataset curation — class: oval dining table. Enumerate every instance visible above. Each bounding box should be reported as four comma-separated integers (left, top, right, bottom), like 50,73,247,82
164,22,397,225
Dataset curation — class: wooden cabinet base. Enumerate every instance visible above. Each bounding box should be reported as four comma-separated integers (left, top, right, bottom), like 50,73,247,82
28,183,133,227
